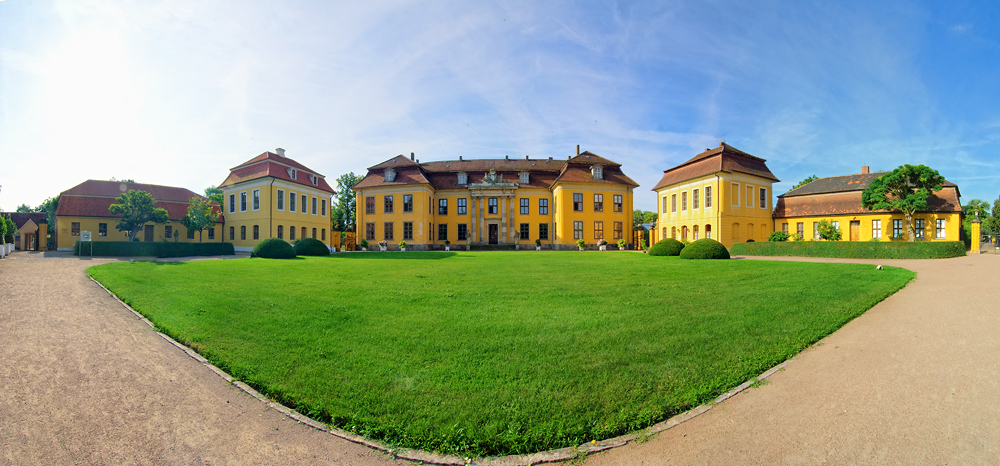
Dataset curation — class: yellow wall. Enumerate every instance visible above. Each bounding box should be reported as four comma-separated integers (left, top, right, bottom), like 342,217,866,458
56,216,222,250
552,182,633,247
222,179,334,251
355,185,435,247
775,211,961,242
655,173,774,248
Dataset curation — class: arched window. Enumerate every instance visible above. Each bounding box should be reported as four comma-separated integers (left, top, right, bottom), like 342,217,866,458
662,227,667,238
290,226,296,240
732,223,740,242
321,229,325,241
671,226,677,239
693,225,699,240
302,227,307,239
705,224,712,239
312,228,317,239
277,225,283,239
229,226,234,240
253,225,259,240
681,226,688,241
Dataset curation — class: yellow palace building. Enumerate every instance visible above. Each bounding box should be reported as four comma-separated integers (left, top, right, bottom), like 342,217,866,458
219,148,337,252
352,147,638,250
652,143,780,248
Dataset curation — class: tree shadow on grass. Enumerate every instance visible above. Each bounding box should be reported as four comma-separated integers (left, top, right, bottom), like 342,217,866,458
328,251,457,260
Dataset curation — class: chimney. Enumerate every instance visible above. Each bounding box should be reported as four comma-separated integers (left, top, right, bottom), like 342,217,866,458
505,155,509,160
275,148,285,156
410,152,415,161
459,156,463,161
862,166,869,174
525,155,529,160
576,144,580,156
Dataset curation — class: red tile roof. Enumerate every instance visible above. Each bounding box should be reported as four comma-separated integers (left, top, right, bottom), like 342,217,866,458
55,180,223,223
773,186,962,218
1,212,48,229
220,151,336,194
652,143,779,191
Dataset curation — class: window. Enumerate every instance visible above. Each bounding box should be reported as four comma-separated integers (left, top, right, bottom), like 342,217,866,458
277,225,284,239
312,228,316,239
241,225,246,240
229,194,235,214
592,165,603,179
732,183,740,206
457,198,467,215
384,168,396,182
277,190,284,210
520,223,529,240
71,222,81,237
438,224,448,241
593,194,604,212
240,192,247,212
429,197,432,214
520,198,529,215
458,224,468,241
253,225,259,240
488,198,498,215
539,199,548,215
594,221,604,240
162,225,169,239
458,172,468,185
403,222,413,240
365,196,374,214
403,194,413,212
208,227,215,240
301,195,307,214
539,223,548,240
438,198,448,215
671,194,677,213
705,224,712,239
384,195,394,213
252,190,260,210
520,172,529,184
872,220,882,239
662,197,668,214
915,219,925,239
813,222,820,240
613,221,623,239
936,219,945,238
705,186,713,208
693,189,699,209
290,225,296,240
663,226,667,238
681,226,688,241
797,222,804,237
384,222,394,240
832,221,840,235
747,185,754,208
289,168,297,180
759,188,767,209
732,223,740,241
365,223,375,241
782,223,789,234
573,193,583,212
301,226,306,240
681,192,687,211
321,199,326,216
573,221,583,239
321,229,325,241
693,225,699,240
613,194,623,212
671,226,676,238
892,219,903,238
187,228,194,240
229,226,235,240
312,197,317,215
290,193,297,212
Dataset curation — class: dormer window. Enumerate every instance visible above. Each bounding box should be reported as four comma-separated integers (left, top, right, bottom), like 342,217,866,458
309,174,319,186
457,172,467,185
519,172,529,184
384,168,396,182
287,168,297,180
591,165,604,180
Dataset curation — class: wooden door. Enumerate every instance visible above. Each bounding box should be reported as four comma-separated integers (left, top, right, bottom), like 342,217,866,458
850,221,860,241
488,224,499,244
144,225,154,242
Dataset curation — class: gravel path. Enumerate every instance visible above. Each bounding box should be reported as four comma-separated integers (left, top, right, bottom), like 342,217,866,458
2,251,997,465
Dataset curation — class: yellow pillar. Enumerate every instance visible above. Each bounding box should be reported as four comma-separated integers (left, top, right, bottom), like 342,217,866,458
971,217,981,254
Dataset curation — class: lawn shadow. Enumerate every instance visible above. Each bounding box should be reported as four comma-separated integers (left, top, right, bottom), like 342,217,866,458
330,251,457,260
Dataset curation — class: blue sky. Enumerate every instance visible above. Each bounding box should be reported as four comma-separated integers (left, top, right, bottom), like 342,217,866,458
2,0,998,212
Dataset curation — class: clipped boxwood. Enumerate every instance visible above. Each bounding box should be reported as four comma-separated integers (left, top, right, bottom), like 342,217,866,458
679,238,730,259
647,238,685,256
73,241,235,258
294,237,330,256
730,240,965,259
251,238,297,259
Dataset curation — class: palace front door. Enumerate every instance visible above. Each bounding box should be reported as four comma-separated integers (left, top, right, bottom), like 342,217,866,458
488,224,499,244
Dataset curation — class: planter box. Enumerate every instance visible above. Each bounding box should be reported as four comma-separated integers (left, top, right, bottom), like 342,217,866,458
599,245,607,251
536,246,541,251
379,247,387,252
445,246,450,251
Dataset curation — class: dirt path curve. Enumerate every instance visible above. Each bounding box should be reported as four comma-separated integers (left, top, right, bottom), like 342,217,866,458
588,253,1000,465
0,251,405,466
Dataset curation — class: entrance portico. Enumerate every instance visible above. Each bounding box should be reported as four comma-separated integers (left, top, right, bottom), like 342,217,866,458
468,169,519,246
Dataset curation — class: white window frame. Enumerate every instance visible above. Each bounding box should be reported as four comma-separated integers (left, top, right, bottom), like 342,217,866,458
252,189,260,211
936,219,946,238
693,189,699,210
759,188,767,209
746,185,754,208
872,219,882,239
705,185,713,208
229,194,236,214
301,194,308,214
240,191,247,212
276,189,285,211
290,192,297,212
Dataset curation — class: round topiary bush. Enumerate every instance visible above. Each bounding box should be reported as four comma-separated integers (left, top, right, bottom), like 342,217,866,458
251,237,297,259
293,237,330,256
679,238,730,259
647,238,685,256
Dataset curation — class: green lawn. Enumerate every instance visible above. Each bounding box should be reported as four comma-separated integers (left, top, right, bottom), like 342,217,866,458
88,252,913,456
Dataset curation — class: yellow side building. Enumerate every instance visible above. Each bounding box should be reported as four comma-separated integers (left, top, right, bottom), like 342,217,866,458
219,148,337,252
652,143,780,248
352,148,638,250
772,167,962,241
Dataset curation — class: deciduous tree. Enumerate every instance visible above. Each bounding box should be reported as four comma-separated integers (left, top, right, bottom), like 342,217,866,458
792,175,819,189
331,172,361,232
15,204,32,213
204,186,224,204
861,164,945,242
108,190,169,242
181,196,221,242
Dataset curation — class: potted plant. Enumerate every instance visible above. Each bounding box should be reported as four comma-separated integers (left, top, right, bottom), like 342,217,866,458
399,240,407,251
598,239,608,251
577,238,586,251
534,238,541,251
359,239,369,251
617,238,626,250
639,238,647,253
378,240,388,251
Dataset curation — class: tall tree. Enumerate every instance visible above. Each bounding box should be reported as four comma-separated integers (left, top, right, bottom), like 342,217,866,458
108,190,169,242
988,197,1000,234
792,175,819,189
15,204,33,212
109,177,137,183
204,186,224,204
331,172,362,232
962,199,990,242
181,197,221,243
861,164,945,242
632,210,657,227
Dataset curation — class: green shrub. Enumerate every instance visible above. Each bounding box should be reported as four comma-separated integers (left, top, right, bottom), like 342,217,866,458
768,231,789,242
617,238,626,250
679,238,730,259
294,238,330,256
577,238,585,249
359,239,369,250
647,238,685,256
730,241,966,259
251,238,296,259
817,219,842,241
72,241,235,257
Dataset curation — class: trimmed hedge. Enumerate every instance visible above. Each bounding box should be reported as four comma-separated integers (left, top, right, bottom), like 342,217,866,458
648,238,685,256
679,238,730,259
73,241,235,258
730,240,966,259
294,238,330,256
251,237,296,259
